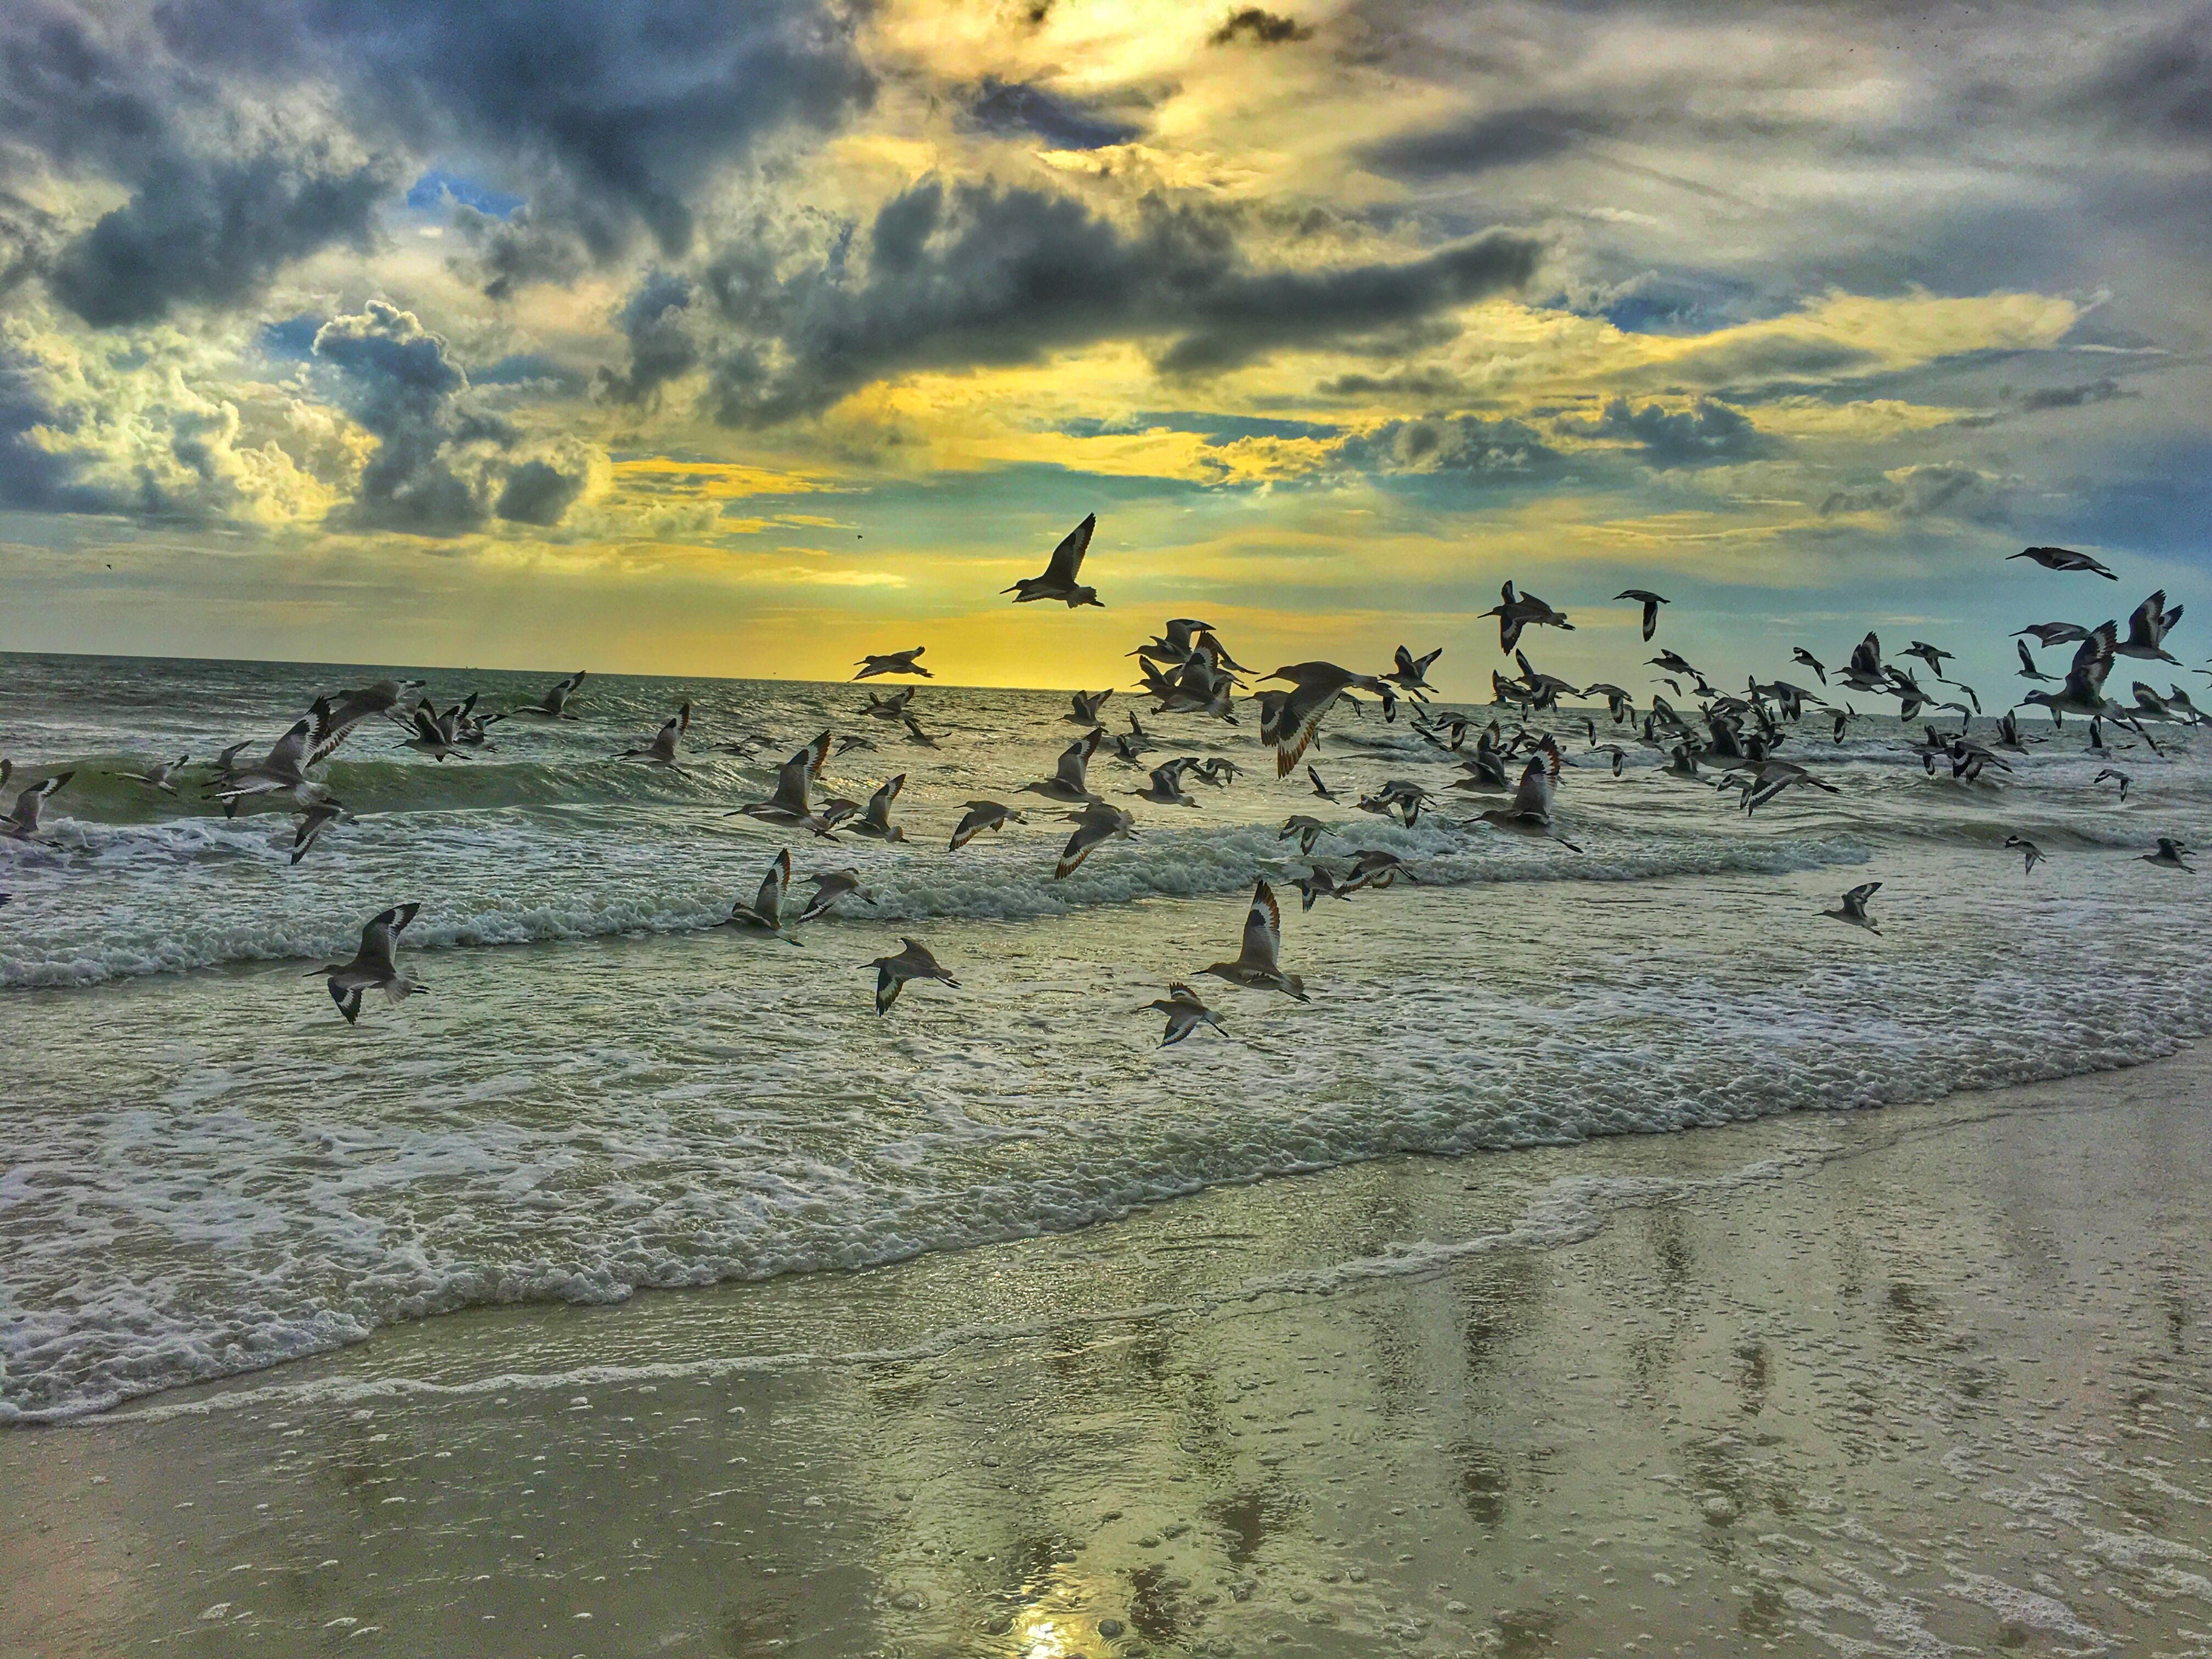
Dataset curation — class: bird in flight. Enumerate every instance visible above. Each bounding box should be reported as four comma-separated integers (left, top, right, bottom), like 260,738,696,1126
2010,545,2118,579
1005,514,1103,607
855,647,932,680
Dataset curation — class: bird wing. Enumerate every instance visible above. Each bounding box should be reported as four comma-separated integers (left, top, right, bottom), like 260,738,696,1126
1240,880,1283,969
873,962,902,1013
754,848,792,920
2067,622,2118,697
1510,746,1559,817
1848,633,1881,676
358,902,419,974
269,713,317,770
1844,882,1880,906
1053,728,1104,790
1043,514,1096,585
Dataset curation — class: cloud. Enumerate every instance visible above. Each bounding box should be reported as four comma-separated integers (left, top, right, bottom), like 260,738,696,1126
966,78,1142,150
2015,376,2130,411
495,457,588,525
1210,9,1314,46
691,178,1542,424
1819,462,2012,523
595,270,699,405
1554,396,1773,468
1330,413,1561,478
1361,109,1607,180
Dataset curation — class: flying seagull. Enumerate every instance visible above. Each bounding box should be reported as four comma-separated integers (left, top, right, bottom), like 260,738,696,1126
1056,801,1136,877
3,771,74,842
1821,881,1882,933
855,647,932,680
2010,545,2118,579
949,799,1025,850
512,671,588,718
1255,663,1397,777
722,848,802,943
1199,879,1308,1001
868,938,959,1013
2143,837,2195,872
2004,834,2043,876
116,754,189,794
733,731,838,837
1616,589,1670,641
1134,983,1225,1047
314,902,424,1024
1005,514,1103,607
1484,581,1573,654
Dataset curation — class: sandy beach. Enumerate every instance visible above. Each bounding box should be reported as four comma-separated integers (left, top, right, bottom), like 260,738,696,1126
4,1048,2209,1658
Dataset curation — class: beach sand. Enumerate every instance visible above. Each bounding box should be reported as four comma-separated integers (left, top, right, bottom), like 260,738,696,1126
4,1051,2211,1659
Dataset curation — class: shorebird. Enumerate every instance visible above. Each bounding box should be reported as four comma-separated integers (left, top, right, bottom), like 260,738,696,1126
1792,647,1828,685
1005,513,1102,607
1587,743,1628,777
1199,879,1308,1001
1385,645,1444,699
511,670,588,718
901,714,941,749
1830,704,1858,743
289,798,348,865
2016,622,2092,648
1356,777,1435,826
616,703,691,770
204,740,255,784
1130,618,1214,668
1839,633,1889,695
2011,545,2118,579
868,938,959,1012
402,703,475,763
1292,865,1356,909
1131,758,1201,807
2016,640,2056,682
116,754,189,794
1194,757,1240,787
2004,833,2043,875
4,771,73,841
1904,641,1955,681
732,731,837,836
1584,682,1634,724
1617,589,1670,641
2117,591,2183,663
832,733,877,757
1109,709,1156,766
1345,849,1419,891
2021,622,2117,725
2094,767,2131,802
1484,581,1572,653
1279,815,1336,856
2144,837,2195,872
844,775,908,843
1056,801,1136,877
722,848,802,943
862,687,917,721
1307,765,1341,802
214,714,327,810
1022,730,1105,804
1821,881,1882,933
1470,743,1583,851
855,647,931,680
1649,648,1699,679
949,799,1025,850
1256,663,1397,777
314,902,423,1023
1066,689,1114,727
1133,983,1224,1047
312,680,426,765
797,869,874,922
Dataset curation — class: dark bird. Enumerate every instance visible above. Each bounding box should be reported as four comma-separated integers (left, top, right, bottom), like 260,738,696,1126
314,903,423,1024
855,647,932,680
1483,581,1573,653
1005,514,1102,606
1616,589,1670,641
868,939,960,1012
1134,983,1224,1047
2010,545,2118,579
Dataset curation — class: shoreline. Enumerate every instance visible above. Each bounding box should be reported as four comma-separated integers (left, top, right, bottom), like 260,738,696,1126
6,1047,2211,1655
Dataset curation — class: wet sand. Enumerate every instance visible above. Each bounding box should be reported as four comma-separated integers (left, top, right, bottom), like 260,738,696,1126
4,1051,2211,1659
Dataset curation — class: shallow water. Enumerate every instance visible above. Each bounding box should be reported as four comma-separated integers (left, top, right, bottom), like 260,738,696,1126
3,650,2208,1422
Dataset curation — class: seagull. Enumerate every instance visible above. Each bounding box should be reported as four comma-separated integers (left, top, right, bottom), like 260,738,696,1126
1617,589,1670,641
862,687,917,721
1385,645,1444,699
1133,982,1224,1047
2011,545,2118,579
1256,663,1397,777
616,702,691,770
213,713,328,810
1822,881,1882,933
511,671,588,718
313,902,424,1023
2143,837,2195,872
1904,641,1955,681
311,680,426,767
2022,622,2117,725
868,938,960,1012
116,753,189,794
289,798,349,865
2117,591,2183,663
1005,514,1102,607
1131,758,1201,807
1291,865,1357,910
1056,801,1137,877
2016,640,2057,682
949,799,1025,850
3,771,74,841
1470,743,1583,851
1839,633,1888,695
855,647,932,680
1792,647,1828,685
1066,689,1114,726
732,731,838,836
1308,765,1341,802
1022,730,1105,804
2015,622,2093,648
845,775,909,843
720,847,802,943
1484,581,1572,653
2094,767,2131,802
2004,834,2044,875
797,869,874,922
1279,815,1336,856
402,703,475,763
1199,880,1307,1001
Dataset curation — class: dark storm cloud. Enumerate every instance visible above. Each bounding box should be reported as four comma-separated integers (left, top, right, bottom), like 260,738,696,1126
1329,413,1560,476
494,457,586,524
1210,9,1314,46
1819,463,2011,523
1361,109,1609,180
1554,396,1771,467
692,179,1543,424
2016,376,2130,411
595,270,700,405
966,78,1141,150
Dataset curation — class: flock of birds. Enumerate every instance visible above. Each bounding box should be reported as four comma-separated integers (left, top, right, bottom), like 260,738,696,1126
3,518,2204,1040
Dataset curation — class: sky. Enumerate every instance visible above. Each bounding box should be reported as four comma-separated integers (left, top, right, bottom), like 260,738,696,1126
2,0,2209,699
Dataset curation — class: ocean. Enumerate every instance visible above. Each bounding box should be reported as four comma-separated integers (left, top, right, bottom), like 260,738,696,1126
2,648,2208,1425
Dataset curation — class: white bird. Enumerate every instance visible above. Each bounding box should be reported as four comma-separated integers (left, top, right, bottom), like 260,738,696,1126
1133,983,1224,1047
1056,801,1136,878
1821,881,1882,933
313,902,424,1023
1005,514,1102,607
949,799,1025,850
723,848,802,943
1199,879,1308,1001
116,754,189,794
3,771,74,841
868,938,959,1013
